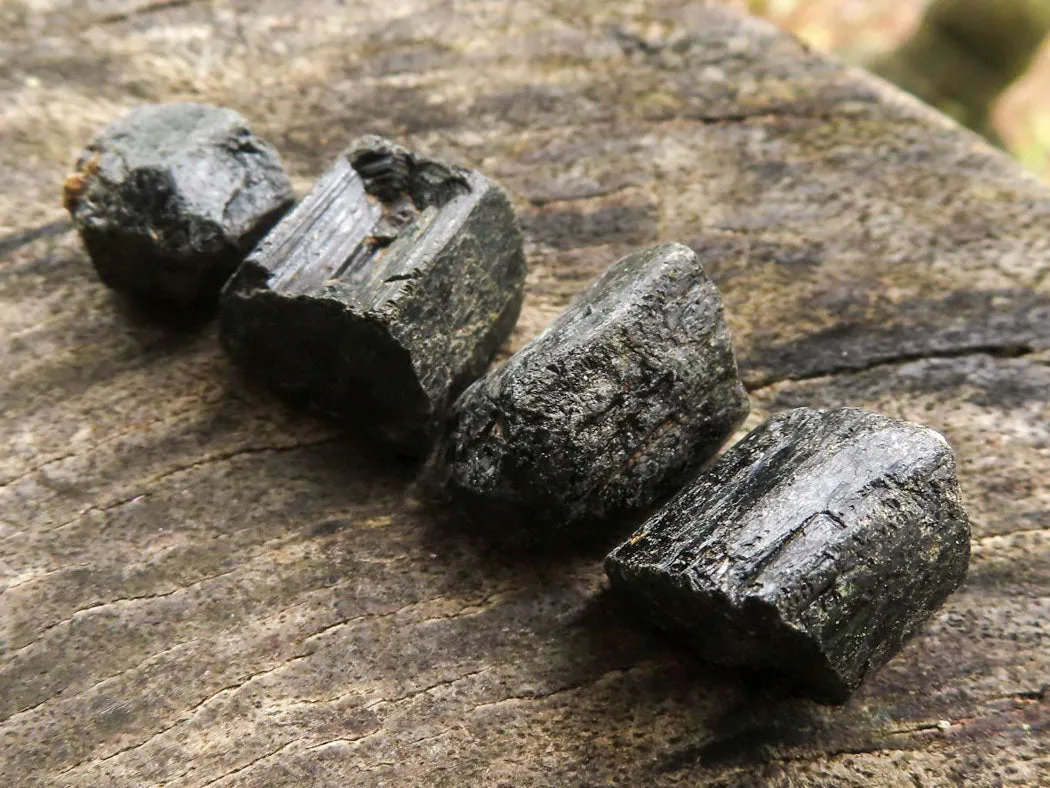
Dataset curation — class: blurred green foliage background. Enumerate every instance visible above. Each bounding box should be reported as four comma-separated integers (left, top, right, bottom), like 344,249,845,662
728,0,1050,179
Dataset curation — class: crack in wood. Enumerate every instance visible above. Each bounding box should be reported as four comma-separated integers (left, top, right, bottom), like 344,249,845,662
300,591,508,654
6,573,472,730
0,564,86,596
0,400,224,491
89,0,201,27
467,662,655,713
22,435,340,538
0,566,241,674
746,344,1039,394
301,669,493,755
52,652,323,779
202,662,661,781
8,591,512,778
188,737,310,788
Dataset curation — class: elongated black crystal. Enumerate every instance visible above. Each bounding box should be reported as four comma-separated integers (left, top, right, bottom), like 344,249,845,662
64,102,294,305
220,136,526,453
440,242,749,541
605,407,972,702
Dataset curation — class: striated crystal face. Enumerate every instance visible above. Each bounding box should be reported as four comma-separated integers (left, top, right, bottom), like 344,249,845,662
605,406,972,703
440,242,749,543
220,135,526,454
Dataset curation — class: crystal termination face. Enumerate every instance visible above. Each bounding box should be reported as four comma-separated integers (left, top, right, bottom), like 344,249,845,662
220,135,526,453
64,102,294,305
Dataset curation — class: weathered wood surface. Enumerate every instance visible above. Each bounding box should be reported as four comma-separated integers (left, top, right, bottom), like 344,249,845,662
1,1,1049,785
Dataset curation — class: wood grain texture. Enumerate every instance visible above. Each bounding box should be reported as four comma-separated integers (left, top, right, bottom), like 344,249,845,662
1,1,1048,785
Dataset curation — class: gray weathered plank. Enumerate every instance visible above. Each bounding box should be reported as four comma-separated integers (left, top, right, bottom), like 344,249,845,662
1,1,1048,785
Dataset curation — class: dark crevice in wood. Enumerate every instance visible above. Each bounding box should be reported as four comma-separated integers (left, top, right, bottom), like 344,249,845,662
682,108,846,126
747,343,1037,393
91,0,200,27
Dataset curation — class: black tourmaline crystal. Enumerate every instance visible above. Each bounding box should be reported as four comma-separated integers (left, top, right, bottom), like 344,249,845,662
64,102,294,305
440,242,749,542
220,135,526,453
605,407,972,702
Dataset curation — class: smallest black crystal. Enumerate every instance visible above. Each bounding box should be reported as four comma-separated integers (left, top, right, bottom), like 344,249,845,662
64,102,294,306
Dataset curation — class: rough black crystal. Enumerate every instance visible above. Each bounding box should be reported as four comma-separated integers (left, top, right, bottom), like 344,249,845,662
64,102,294,305
440,242,749,541
220,135,526,453
605,407,972,702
